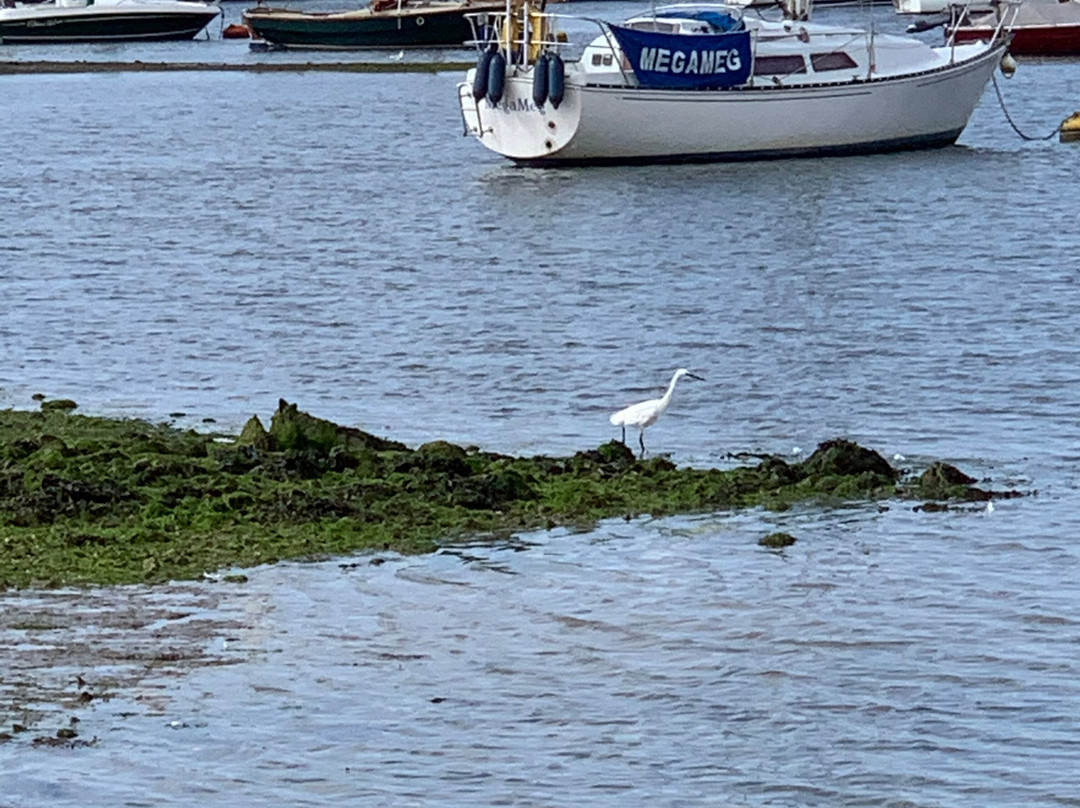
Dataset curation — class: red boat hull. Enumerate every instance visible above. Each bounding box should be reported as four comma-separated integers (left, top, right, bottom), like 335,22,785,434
951,24,1080,55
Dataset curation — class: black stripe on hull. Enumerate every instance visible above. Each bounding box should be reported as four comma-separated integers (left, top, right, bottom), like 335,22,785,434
0,13,217,43
511,128,965,168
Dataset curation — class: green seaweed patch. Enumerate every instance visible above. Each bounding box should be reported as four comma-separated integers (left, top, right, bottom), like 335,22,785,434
909,461,1026,511
759,532,797,549
0,402,1020,588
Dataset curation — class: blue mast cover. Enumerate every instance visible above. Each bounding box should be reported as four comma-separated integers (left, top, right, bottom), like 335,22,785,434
608,24,753,89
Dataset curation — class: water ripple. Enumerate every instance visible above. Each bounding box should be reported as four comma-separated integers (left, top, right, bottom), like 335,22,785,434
4,21,1080,806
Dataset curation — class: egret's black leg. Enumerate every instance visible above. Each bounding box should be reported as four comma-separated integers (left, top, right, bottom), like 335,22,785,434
620,425,626,445
638,431,646,459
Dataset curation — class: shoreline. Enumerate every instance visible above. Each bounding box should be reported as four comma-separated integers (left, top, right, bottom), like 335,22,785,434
0,59,474,75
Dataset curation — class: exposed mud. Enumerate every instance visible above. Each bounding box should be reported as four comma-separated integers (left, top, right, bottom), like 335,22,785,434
0,582,252,746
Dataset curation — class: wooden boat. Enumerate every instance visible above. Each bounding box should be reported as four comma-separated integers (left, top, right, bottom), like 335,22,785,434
0,0,220,43
242,0,503,49
457,1,1016,165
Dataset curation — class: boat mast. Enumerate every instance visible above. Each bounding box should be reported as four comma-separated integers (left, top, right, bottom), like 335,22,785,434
781,0,812,21
505,0,512,60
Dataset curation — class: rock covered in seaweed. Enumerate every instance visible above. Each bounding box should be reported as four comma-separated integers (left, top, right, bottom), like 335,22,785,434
269,399,406,454
237,414,273,450
798,439,899,482
39,399,77,413
917,462,983,499
0,402,1020,588
759,532,797,549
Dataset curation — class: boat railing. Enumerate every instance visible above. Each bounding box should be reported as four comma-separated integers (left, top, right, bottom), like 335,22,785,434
648,2,747,19
589,20,886,86
465,0,993,88
465,10,873,86
944,0,1020,51
465,5,567,67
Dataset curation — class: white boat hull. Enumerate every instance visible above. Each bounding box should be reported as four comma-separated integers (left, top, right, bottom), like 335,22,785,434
459,43,1005,165
0,0,220,43
893,0,950,15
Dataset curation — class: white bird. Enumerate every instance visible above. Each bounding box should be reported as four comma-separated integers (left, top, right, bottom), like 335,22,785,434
390,50,405,61
609,368,704,457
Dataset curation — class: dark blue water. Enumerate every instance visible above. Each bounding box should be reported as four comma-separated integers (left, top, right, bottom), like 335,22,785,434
3,6,1080,804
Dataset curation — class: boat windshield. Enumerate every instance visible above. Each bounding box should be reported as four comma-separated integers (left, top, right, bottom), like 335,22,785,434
679,9,744,31
625,4,746,34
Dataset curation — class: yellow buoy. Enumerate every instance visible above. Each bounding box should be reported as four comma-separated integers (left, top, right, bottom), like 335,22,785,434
1061,111,1080,143
1000,52,1017,77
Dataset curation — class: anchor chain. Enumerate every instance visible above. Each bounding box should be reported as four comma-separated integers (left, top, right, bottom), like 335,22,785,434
991,72,1060,142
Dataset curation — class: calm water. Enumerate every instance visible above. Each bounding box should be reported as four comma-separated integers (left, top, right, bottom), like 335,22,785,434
3,7,1080,804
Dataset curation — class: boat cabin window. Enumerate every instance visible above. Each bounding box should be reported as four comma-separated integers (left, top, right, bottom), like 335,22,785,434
624,20,679,34
810,52,858,71
752,55,807,76
591,53,615,66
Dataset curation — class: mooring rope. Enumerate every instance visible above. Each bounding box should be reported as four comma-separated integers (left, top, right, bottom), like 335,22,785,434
991,72,1061,141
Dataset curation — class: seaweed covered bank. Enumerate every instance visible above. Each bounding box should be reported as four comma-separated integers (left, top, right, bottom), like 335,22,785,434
0,400,1015,588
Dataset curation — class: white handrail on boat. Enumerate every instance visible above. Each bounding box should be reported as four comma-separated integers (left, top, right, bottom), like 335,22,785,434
464,6,565,62
944,0,1020,51
464,0,1002,95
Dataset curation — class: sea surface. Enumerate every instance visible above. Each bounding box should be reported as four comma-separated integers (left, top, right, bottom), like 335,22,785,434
3,4,1080,804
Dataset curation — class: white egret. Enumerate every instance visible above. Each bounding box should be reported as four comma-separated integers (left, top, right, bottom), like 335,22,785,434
609,368,704,457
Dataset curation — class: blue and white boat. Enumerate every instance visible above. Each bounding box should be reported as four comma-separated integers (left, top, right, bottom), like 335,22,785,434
457,0,1016,165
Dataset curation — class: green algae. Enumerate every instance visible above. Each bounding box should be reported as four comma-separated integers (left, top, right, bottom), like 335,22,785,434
0,400,1016,588
39,399,78,413
759,532,798,549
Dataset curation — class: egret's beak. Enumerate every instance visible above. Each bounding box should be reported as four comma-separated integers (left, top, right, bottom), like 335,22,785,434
688,373,705,381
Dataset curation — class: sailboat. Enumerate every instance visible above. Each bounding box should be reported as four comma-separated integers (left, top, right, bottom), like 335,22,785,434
456,0,1017,165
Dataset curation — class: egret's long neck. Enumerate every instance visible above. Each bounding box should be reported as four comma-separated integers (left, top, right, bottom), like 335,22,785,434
660,375,681,406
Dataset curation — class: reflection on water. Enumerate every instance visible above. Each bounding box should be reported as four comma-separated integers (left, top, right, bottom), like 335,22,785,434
4,503,1080,806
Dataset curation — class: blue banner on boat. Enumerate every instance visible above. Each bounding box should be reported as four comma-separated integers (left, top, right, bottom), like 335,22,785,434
607,24,752,89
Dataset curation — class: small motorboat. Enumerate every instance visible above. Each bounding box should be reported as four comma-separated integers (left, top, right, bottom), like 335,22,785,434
0,0,221,43
242,0,503,50
456,0,1017,165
